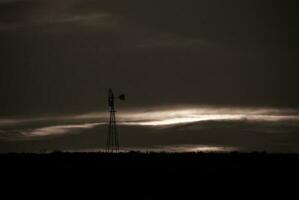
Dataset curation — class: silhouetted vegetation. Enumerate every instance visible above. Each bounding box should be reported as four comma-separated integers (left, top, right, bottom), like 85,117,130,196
1,152,298,198
1,151,299,170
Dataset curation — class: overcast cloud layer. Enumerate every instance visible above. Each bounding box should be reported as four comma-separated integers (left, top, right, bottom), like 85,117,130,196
0,1,298,153
0,0,298,117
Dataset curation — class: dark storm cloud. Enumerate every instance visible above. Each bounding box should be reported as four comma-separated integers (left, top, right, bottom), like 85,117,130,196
0,0,298,117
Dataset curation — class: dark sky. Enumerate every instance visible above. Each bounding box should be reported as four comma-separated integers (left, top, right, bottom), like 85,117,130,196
0,0,299,117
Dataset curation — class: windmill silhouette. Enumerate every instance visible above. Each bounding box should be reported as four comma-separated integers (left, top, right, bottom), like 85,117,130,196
106,88,125,153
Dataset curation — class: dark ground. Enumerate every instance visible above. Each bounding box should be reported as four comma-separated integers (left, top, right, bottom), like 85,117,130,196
1,152,298,199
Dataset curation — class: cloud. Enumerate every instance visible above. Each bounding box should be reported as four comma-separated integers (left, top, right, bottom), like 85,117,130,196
21,123,102,137
0,0,21,3
37,13,111,25
0,0,120,31
115,107,299,127
1,106,299,128
136,35,212,49
0,12,114,30
0,0,212,49
67,144,238,153
1,106,299,141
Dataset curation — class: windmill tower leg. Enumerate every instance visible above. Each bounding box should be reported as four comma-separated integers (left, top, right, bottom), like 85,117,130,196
106,111,112,152
111,110,119,152
106,88,124,153
106,109,119,153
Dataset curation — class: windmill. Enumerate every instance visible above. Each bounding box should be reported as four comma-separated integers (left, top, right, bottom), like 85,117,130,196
106,88,125,153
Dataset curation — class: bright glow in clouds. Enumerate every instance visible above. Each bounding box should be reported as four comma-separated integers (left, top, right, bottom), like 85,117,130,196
117,107,299,126
1,107,299,127
0,106,299,138
138,145,237,153
65,145,237,153
21,123,102,137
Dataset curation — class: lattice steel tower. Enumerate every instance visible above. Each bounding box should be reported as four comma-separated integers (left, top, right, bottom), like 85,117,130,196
106,88,125,153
